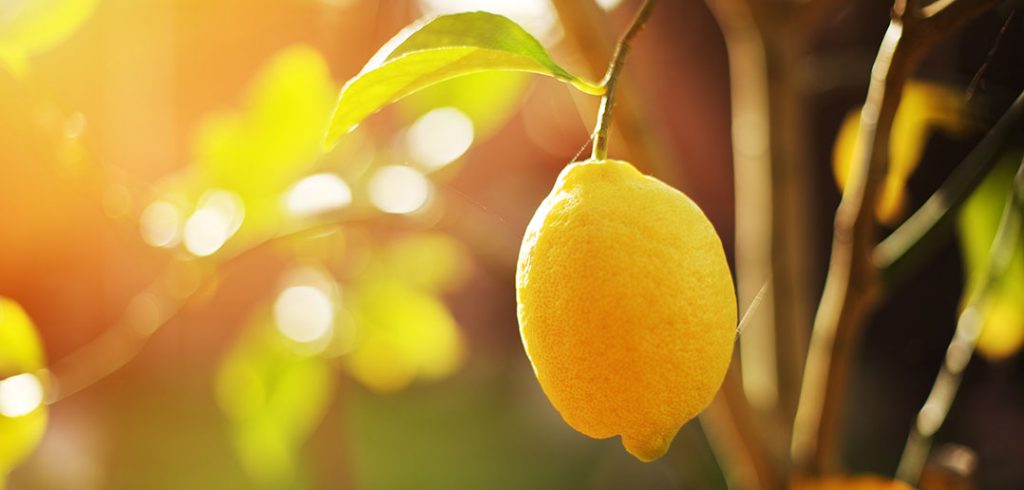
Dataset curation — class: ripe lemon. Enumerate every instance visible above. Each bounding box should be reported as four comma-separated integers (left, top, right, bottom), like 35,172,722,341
516,159,736,462
791,476,916,490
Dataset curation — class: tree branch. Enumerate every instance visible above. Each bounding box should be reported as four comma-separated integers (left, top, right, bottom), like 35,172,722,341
791,0,1005,474
701,364,785,490
895,155,1024,484
875,89,1024,289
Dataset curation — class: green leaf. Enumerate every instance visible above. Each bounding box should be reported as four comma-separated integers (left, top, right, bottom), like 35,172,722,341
215,315,332,485
957,150,1024,360
0,298,48,486
397,71,530,139
345,275,463,393
150,44,339,255
324,11,603,147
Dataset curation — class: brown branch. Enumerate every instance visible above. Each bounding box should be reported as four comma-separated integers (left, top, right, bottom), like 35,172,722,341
875,89,1024,289
704,0,781,418
701,364,785,490
895,156,1024,484
790,0,1004,475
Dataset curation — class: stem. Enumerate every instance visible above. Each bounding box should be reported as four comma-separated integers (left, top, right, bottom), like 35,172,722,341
791,0,1004,474
791,18,917,474
875,89,1024,289
701,363,784,490
705,0,781,416
895,155,1024,484
591,0,656,161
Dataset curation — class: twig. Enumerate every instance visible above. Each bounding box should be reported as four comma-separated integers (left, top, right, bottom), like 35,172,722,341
704,0,782,417
875,89,1024,289
965,10,1016,101
895,155,1024,484
550,0,673,178
591,0,656,161
701,363,784,490
791,0,1003,474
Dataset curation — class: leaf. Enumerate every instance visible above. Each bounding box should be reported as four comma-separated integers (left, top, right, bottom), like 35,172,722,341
0,0,97,75
957,151,1024,360
345,275,464,393
397,71,530,139
377,233,470,291
215,315,332,485
833,81,972,225
151,44,338,254
0,298,48,486
324,11,603,147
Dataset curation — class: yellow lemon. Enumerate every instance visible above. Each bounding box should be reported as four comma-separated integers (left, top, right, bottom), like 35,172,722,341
791,476,916,490
516,159,736,462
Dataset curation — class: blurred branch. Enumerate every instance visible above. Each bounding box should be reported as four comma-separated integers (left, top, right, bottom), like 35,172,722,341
705,0,780,420
591,0,656,161
791,0,1004,475
875,89,1024,289
41,217,351,403
701,364,784,490
895,155,1024,484
707,0,830,459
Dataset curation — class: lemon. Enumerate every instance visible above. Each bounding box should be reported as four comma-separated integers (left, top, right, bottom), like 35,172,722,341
516,159,736,462
791,476,916,490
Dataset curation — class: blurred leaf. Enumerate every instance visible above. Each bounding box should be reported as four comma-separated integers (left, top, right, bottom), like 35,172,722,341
376,233,469,291
398,71,530,138
215,315,332,485
0,0,97,75
957,151,1024,360
345,275,463,393
324,11,603,147
0,298,47,486
834,81,971,225
157,44,336,252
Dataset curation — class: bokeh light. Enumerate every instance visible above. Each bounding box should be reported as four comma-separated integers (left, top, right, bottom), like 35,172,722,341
0,373,44,418
368,165,432,215
406,107,475,171
139,201,182,248
273,286,334,345
284,173,353,217
183,189,245,257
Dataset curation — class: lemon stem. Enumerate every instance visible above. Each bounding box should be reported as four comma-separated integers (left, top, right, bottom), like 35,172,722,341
591,0,656,161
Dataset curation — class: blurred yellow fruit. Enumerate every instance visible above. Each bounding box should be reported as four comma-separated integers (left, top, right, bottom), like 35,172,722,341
516,159,736,462
0,298,48,484
833,81,970,225
791,475,916,490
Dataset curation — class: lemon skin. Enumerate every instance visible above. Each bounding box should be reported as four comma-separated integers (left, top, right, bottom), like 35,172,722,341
516,159,736,462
